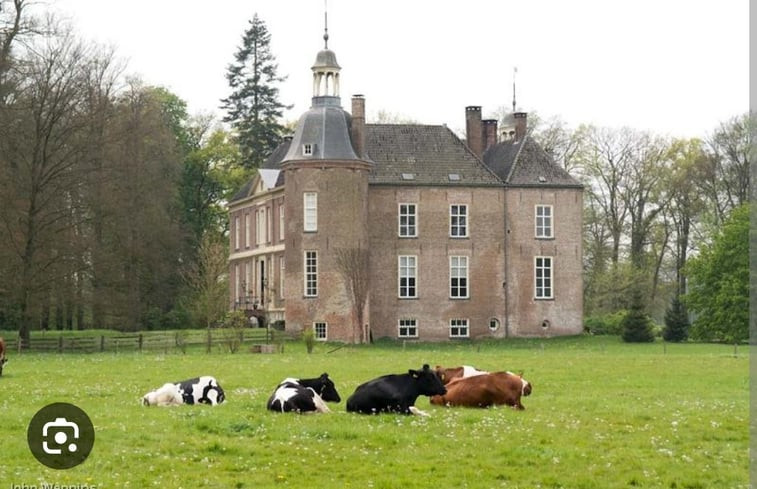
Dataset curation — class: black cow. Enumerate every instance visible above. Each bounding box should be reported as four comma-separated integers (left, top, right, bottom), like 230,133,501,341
267,373,341,413
0,337,6,376
346,364,447,416
143,376,225,406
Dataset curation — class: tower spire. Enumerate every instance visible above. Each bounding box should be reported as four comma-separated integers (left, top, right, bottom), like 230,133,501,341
323,0,329,48
512,66,518,112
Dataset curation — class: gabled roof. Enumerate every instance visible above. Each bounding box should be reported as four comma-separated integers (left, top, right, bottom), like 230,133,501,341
365,124,502,186
228,168,283,204
482,136,582,188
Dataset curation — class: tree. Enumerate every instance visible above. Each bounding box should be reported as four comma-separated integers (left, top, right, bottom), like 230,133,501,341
662,296,689,342
181,233,229,330
621,285,655,343
684,204,748,344
335,247,370,343
221,14,289,169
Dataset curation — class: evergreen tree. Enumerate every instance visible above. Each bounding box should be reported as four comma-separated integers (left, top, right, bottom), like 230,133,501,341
621,287,655,343
662,296,689,342
221,14,289,169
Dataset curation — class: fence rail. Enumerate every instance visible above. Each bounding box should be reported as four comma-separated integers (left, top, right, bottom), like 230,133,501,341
3,328,282,354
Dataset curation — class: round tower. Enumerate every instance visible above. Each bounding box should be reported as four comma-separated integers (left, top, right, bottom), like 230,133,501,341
281,27,372,343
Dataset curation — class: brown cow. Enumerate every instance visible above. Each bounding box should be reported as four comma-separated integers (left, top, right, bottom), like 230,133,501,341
0,337,6,376
430,371,532,410
434,365,489,385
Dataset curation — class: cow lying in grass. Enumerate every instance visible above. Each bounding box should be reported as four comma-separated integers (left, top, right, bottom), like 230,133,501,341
346,364,446,416
143,376,225,406
430,371,532,410
267,373,341,413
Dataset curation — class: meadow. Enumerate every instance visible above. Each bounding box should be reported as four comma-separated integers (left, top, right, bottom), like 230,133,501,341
0,335,748,489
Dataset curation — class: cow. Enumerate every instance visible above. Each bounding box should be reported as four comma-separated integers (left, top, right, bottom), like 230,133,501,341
0,337,6,376
346,364,447,416
430,371,532,410
143,376,225,406
434,364,489,385
266,373,341,413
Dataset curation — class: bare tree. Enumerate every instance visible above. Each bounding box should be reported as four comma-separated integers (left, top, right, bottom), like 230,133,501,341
335,247,370,343
181,233,229,329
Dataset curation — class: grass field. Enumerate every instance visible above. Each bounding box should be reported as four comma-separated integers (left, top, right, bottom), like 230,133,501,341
0,336,748,488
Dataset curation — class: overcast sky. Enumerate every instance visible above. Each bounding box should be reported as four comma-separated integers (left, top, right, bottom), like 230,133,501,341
52,0,748,138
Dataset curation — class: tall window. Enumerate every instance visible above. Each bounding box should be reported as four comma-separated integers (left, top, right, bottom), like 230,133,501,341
279,256,285,299
449,318,469,338
450,256,469,298
398,319,418,338
304,251,318,297
256,209,264,245
536,205,553,239
535,256,553,299
313,322,327,340
234,217,240,250
450,205,468,238
398,203,417,237
279,203,285,241
398,255,417,298
304,192,317,232
245,213,251,248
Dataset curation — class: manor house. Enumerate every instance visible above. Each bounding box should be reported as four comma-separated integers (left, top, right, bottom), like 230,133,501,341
228,33,583,342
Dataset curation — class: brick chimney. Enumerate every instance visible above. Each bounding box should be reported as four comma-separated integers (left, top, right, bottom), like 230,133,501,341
351,94,366,158
465,106,483,158
514,112,528,142
482,119,498,152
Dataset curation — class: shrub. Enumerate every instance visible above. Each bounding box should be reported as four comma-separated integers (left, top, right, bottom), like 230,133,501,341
584,311,626,335
302,327,315,354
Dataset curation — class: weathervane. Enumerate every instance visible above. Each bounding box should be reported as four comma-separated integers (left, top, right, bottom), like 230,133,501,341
323,0,329,49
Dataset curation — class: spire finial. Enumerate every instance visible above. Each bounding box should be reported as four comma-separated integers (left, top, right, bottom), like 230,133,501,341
512,66,518,112
323,0,329,49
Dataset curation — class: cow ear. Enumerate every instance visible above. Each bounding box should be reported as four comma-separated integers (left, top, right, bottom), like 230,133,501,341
440,373,446,381
321,373,329,379
408,369,418,378
422,364,430,371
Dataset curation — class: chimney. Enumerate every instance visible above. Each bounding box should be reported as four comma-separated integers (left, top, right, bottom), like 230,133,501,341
482,119,498,152
351,95,366,158
465,106,483,157
514,112,528,142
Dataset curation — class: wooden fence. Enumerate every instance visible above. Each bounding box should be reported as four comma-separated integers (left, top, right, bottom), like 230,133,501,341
3,328,282,354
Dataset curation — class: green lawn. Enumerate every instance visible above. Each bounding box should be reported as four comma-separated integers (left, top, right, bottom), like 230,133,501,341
0,336,748,488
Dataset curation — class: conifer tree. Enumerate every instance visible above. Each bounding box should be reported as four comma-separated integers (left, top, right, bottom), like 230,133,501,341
662,296,689,342
621,287,655,343
221,14,289,169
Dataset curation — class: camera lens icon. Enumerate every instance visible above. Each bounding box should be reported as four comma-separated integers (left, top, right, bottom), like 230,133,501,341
28,403,94,469
42,417,80,455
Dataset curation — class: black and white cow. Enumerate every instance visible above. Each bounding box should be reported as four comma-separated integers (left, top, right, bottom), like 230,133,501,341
266,373,341,413
142,376,225,406
346,364,447,416
0,337,7,376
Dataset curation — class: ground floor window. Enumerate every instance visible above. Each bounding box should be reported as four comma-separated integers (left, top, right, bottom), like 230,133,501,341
449,318,469,338
313,322,327,341
398,318,418,338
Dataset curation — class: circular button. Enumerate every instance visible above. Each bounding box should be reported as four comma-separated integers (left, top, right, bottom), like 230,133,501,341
27,402,95,469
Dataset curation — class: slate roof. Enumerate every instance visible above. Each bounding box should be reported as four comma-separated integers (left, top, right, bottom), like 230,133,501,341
482,136,582,188
364,124,502,186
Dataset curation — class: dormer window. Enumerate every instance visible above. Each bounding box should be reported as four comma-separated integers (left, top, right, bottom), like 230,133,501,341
303,144,313,156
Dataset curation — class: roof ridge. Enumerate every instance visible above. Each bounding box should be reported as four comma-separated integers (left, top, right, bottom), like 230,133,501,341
444,125,506,184
505,136,528,183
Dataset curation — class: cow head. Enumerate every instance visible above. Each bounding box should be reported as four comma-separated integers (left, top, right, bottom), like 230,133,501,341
316,373,341,403
410,364,447,396
434,365,463,385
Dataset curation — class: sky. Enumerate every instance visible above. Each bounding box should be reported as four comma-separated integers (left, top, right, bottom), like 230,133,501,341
50,0,748,138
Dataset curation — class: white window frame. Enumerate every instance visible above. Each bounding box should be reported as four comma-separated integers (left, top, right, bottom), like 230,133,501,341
398,255,418,298
398,203,417,238
303,144,313,156
278,203,285,241
449,318,469,338
304,251,318,297
450,256,469,299
450,204,468,238
536,205,553,239
279,256,285,299
245,213,251,248
535,256,554,299
398,318,418,338
304,192,318,232
234,263,240,301
313,322,327,341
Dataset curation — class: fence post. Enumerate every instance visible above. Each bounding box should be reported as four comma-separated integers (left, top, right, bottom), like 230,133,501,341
58,336,63,354
138,333,143,352
100,336,105,352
